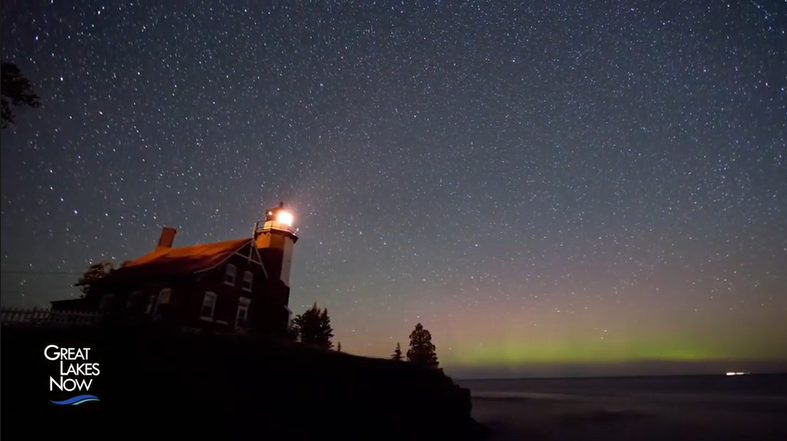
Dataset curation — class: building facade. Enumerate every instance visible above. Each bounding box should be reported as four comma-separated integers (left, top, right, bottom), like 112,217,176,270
53,203,299,335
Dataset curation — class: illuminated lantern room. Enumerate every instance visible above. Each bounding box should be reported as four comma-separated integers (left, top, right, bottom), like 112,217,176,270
256,201,299,241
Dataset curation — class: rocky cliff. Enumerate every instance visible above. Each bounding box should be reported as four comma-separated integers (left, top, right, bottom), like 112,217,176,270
2,325,486,440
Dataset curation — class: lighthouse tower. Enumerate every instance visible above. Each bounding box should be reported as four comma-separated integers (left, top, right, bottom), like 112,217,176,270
253,201,299,287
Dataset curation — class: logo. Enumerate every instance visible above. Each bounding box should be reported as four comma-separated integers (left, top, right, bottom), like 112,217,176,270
44,345,101,405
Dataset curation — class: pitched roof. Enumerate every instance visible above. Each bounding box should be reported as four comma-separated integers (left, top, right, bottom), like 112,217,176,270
92,238,252,285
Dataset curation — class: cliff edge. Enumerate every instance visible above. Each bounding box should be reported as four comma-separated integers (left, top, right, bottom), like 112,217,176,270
1,325,486,440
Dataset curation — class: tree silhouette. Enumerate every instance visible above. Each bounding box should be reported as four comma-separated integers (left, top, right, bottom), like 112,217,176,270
76,261,114,296
317,307,334,349
337,342,342,352
283,324,299,342
391,342,404,361
1,61,41,129
292,302,334,349
406,323,439,368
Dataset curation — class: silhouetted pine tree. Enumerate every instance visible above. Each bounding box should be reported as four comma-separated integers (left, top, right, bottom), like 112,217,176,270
319,307,334,349
1,61,41,129
293,303,334,349
75,261,115,296
283,324,300,342
337,342,342,352
406,323,439,368
391,342,403,361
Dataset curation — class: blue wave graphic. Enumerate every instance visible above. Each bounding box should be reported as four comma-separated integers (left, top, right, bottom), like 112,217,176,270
51,394,100,405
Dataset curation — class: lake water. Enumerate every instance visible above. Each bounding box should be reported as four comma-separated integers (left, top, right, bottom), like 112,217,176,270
457,374,787,441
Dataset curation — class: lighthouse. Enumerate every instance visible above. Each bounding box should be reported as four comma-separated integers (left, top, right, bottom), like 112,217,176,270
253,201,299,287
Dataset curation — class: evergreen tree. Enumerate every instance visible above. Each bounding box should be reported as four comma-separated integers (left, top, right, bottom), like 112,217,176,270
337,342,342,352
1,61,41,129
286,325,299,342
75,261,114,296
319,307,334,349
391,342,403,361
293,303,334,349
406,323,439,368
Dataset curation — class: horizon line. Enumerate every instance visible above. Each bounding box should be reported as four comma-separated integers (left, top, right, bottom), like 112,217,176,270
454,371,787,381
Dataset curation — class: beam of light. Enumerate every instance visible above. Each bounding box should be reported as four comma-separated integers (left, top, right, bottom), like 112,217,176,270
276,211,293,226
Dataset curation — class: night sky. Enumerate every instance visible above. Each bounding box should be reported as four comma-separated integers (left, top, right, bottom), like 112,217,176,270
2,0,785,378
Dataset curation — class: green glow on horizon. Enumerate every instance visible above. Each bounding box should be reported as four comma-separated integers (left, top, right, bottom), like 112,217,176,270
440,333,779,366
354,294,787,369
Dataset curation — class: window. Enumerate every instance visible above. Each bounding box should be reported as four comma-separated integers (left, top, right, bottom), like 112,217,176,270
201,291,217,318
99,294,115,311
236,297,251,328
153,289,172,315
242,271,253,292
224,264,237,286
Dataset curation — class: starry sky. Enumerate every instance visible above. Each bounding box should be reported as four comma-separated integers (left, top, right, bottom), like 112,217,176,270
1,0,786,378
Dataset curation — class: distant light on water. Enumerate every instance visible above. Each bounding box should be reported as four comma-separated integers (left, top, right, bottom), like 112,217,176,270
725,372,750,376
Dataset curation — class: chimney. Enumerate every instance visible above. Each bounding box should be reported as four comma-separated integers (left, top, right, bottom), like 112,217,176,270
157,227,177,249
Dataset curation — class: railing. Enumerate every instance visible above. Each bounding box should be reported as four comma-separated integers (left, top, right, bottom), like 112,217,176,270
0,307,103,327
255,220,298,236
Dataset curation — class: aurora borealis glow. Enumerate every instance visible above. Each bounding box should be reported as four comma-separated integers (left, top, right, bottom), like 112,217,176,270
2,0,786,378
